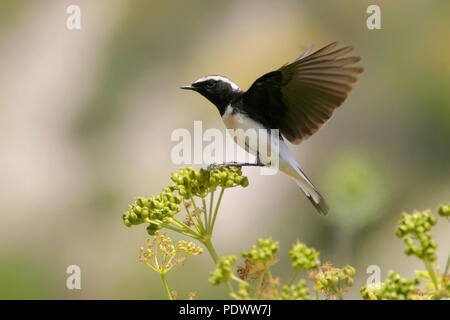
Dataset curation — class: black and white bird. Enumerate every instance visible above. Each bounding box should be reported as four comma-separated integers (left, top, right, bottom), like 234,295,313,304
181,42,363,215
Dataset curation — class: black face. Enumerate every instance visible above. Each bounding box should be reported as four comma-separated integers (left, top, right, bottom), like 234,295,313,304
181,77,239,115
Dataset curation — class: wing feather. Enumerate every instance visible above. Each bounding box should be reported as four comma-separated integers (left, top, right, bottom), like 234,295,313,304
243,42,363,143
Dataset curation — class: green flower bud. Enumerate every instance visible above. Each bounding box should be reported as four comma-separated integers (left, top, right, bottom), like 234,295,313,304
437,204,449,218
289,241,320,271
209,255,237,285
242,238,279,263
146,223,160,235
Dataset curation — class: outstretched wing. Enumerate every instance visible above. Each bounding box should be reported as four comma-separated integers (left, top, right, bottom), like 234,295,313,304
242,42,363,144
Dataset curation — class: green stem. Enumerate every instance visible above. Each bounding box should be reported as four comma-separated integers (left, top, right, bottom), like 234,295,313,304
203,239,234,295
231,274,249,286
208,191,215,230
444,253,450,278
204,239,219,262
184,202,202,233
202,198,208,233
424,259,440,292
161,222,201,240
190,196,206,233
265,262,279,299
288,270,299,286
160,273,172,300
255,271,265,298
144,261,159,273
210,188,225,232
170,217,201,238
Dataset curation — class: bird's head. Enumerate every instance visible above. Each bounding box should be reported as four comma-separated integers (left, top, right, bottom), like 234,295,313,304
181,75,242,114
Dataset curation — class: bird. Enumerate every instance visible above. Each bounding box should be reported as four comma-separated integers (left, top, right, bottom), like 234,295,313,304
180,42,363,215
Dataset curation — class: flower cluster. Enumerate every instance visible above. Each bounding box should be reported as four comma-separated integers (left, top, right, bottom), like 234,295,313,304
209,255,237,285
289,241,320,271
139,232,203,275
281,280,310,300
395,210,438,261
314,265,356,299
437,204,450,218
177,240,203,255
241,238,279,263
122,167,249,236
171,167,249,198
123,188,182,228
360,270,424,300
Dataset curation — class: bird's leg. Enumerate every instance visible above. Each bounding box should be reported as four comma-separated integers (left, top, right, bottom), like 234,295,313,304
207,153,266,172
256,152,262,166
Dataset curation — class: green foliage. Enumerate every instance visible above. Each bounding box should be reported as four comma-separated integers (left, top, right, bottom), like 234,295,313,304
123,167,449,300
362,204,449,300
122,166,248,240
396,210,437,261
361,271,422,300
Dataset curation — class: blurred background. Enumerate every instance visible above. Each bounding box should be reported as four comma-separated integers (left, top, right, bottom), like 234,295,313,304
0,0,448,299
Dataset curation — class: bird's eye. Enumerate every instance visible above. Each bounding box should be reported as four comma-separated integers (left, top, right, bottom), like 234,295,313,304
206,81,215,89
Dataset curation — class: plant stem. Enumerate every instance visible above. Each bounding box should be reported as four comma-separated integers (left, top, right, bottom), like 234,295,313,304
191,196,206,233
184,202,202,233
208,191,214,230
288,270,298,286
202,198,208,233
424,259,440,292
255,271,265,298
264,262,279,299
231,274,248,286
204,239,219,263
161,222,201,240
203,238,234,295
210,188,224,232
160,273,172,300
444,253,450,278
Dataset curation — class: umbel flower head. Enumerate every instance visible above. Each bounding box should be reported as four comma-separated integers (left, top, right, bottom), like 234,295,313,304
289,241,320,271
241,238,279,263
123,188,183,228
315,265,356,299
281,280,310,300
122,167,249,235
139,232,203,275
360,270,425,300
395,210,438,261
171,167,249,198
209,255,237,285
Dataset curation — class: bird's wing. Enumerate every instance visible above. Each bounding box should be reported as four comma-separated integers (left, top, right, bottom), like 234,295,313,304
242,42,363,144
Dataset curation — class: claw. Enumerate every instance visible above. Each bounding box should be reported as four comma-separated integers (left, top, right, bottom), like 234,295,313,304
206,161,265,173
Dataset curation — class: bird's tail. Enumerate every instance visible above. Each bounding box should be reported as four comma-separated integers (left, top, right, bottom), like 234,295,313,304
291,167,329,216
276,140,329,215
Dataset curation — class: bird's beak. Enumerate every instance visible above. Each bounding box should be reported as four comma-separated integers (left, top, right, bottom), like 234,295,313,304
180,85,195,90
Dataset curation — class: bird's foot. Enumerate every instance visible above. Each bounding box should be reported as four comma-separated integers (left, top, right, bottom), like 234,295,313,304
207,161,266,173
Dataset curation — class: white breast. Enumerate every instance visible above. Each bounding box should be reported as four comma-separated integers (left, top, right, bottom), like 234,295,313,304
221,105,275,164
222,105,264,131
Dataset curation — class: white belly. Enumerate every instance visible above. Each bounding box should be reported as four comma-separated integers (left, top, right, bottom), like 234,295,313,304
222,105,275,165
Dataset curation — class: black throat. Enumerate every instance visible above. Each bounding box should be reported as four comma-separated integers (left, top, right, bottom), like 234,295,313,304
208,91,243,117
